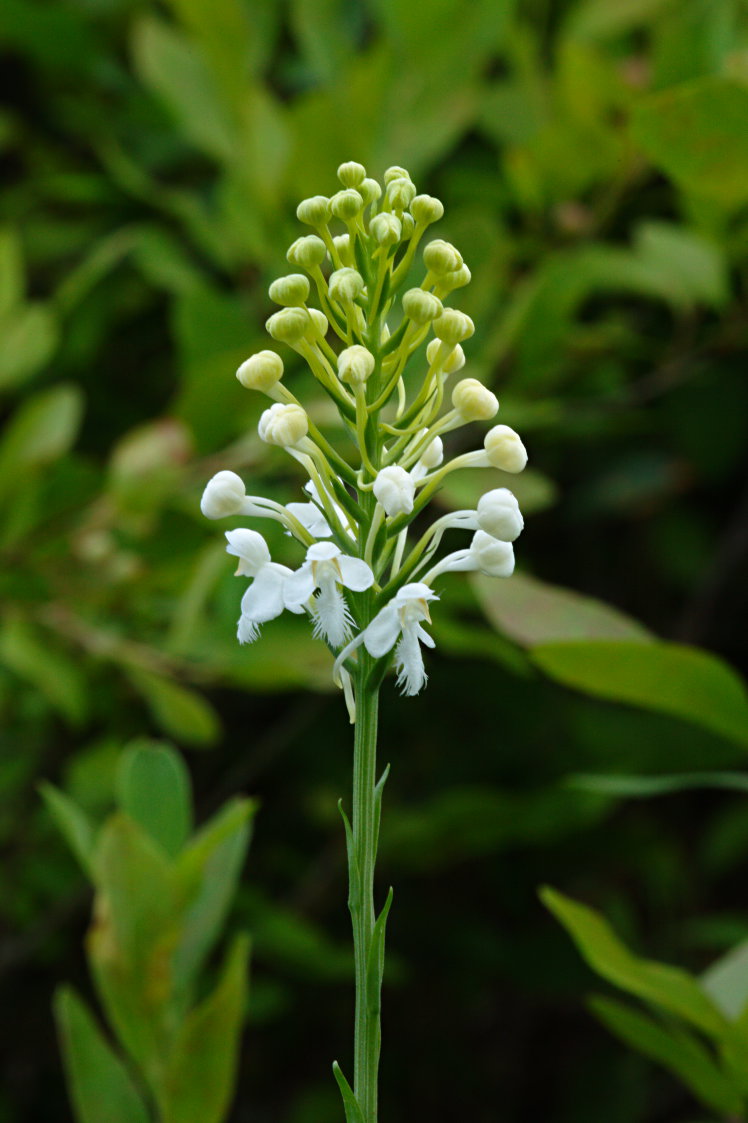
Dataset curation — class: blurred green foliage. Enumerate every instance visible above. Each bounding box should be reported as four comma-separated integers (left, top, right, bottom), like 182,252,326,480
1,0,748,1120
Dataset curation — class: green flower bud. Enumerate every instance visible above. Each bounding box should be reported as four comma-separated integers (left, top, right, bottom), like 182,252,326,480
386,177,416,210
266,306,310,344
427,339,466,373
439,263,472,292
337,345,376,384
297,195,331,226
452,378,498,421
410,194,445,225
359,177,382,205
329,267,365,303
333,233,353,264
402,288,443,324
236,350,284,392
306,308,329,341
423,239,463,275
433,308,474,345
384,165,411,185
331,189,364,221
401,213,415,239
337,161,366,188
369,212,401,247
287,235,327,269
484,425,528,473
269,273,310,307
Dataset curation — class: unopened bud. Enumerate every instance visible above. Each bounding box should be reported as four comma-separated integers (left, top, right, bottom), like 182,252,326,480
297,196,331,226
337,161,366,188
266,306,310,344
402,289,442,324
410,194,444,225
477,488,524,541
329,267,365,303
439,264,471,292
359,178,382,205
401,213,415,239
287,235,327,269
258,403,309,447
337,345,376,385
333,233,352,263
433,308,474,345
236,350,284,391
416,432,444,469
452,378,498,421
423,239,463,275
369,212,401,247
469,530,515,577
269,273,310,306
201,471,246,519
386,177,416,210
331,189,363,221
306,308,329,341
373,465,415,517
484,425,528,473
426,339,466,373
384,166,411,185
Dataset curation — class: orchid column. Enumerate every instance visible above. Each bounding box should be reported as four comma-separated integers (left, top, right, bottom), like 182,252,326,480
201,161,528,1123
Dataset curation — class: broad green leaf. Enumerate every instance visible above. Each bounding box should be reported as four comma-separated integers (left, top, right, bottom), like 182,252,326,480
127,667,221,748
54,987,150,1123
332,1061,365,1123
532,641,748,748
40,783,96,876
589,994,743,1117
116,741,192,858
173,798,255,990
0,303,58,390
0,614,88,725
541,887,727,1036
0,384,82,496
474,572,653,646
567,0,672,39
0,226,23,315
652,0,737,88
567,772,748,799
131,15,237,162
632,78,748,208
702,941,748,1021
162,934,249,1123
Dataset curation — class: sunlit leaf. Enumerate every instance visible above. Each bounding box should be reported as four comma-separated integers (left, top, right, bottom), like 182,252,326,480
116,740,193,858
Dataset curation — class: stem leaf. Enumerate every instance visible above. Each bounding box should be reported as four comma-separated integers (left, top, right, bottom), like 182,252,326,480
366,886,394,1019
332,1060,366,1123
373,763,391,856
338,799,361,913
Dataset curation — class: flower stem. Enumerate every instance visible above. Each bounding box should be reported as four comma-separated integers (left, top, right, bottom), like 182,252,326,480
351,653,382,1123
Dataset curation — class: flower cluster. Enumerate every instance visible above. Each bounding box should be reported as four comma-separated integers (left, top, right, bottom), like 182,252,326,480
201,161,527,714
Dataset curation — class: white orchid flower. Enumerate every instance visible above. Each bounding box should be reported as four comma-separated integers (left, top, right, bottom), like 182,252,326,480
334,583,439,696
225,529,303,644
284,542,374,647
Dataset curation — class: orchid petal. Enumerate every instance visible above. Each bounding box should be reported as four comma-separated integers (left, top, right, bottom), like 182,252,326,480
338,555,375,592
362,604,401,658
283,563,317,607
240,564,290,623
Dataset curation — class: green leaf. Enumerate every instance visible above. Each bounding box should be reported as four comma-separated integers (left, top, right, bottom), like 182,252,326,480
567,0,672,39
332,1060,365,1123
0,384,83,497
40,783,96,876
541,887,727,1036
0,303,58,390
366,887,394,1021
566,772,748,800
475,572,653,647
54,987,150,1123
0,225,23,315
632,78,748,208
589,994,743,1117
702,941,748,1021
162,934,249,1123
173,798,255,991
0,613,88,725
532,641,748,748
127,667,221,748
116,740,193,858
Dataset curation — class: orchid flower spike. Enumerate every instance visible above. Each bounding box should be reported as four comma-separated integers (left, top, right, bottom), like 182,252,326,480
284,542,375,647
225,529,303,643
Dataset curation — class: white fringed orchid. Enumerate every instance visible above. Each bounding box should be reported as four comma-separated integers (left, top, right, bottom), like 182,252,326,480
226,529,303,644
284,543,375,646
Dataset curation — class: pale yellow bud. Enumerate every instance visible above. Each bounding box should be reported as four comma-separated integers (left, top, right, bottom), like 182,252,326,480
236,350,284,391
423,239,463,275
333,233,353,264
401,213,415,239
433,308,474,345
484,425,528,473
452,378,499,421
410,194,444,225
331,189,363,221
384,166,411,185
297,195,331,226
440,264,472,292
287,235,327,269
359,178,382,205
402,289,442,324
306,308,329,341
369,212,401,247
266,306,310,344
258,403,309,447
268,273,310,306
337,161,366,188
386,177,416,210
426,339,466,373
329,267,365,303
337,345,376,384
